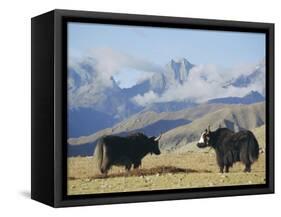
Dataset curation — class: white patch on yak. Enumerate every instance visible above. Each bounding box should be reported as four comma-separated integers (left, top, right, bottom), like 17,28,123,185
198,132,206,143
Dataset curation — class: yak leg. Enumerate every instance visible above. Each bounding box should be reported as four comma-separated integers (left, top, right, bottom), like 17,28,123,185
216,152,224,173
225,165,230,173
125,163,132,172
133,161,141,169
244,163,251,173
219,165,224,173
224,151,233,173
243,156,252,172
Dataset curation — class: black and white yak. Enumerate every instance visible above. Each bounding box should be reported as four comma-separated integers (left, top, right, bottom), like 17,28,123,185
197,126,259,173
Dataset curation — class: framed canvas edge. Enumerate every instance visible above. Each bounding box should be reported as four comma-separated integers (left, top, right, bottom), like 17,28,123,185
31,10,56,207
52,9,274,207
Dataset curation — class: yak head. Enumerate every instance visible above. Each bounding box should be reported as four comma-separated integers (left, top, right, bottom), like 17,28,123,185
197,125,212,148
149,133,162,155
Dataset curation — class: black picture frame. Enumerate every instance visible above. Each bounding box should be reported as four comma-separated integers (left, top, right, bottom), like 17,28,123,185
31,9,274,207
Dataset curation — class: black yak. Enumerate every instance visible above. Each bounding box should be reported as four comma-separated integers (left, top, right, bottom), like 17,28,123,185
197,126,259,173
94,132,161,174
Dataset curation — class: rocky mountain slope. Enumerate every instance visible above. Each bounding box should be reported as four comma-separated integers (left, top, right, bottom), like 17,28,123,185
159,102,265,151
68,102,265,156
68,57,265,137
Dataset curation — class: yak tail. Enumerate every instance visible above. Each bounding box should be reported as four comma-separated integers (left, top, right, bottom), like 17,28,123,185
94,139,104,171
248,132,260,163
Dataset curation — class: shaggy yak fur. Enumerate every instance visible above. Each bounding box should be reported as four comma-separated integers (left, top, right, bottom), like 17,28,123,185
95,133,161,174
197,127,259,173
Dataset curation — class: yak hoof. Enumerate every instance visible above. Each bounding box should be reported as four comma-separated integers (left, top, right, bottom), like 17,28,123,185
100,168,108,175
243,168,251,173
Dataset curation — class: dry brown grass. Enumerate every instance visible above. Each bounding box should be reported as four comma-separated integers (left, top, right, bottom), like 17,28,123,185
69,166,201,180
67,150,266,195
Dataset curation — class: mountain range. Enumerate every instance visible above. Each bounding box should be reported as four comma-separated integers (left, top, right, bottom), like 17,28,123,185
68,101,265,156
68,57,265,138
159,102,265,151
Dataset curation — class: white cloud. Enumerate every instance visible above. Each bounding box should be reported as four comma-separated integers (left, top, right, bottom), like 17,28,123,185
132,91,159,106
68,48,162,108
90,47,162,85
68,47,265,109
132,62,265,106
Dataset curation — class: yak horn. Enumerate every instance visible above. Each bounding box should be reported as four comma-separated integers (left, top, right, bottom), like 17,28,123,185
208,125,211,132
154,133,162,141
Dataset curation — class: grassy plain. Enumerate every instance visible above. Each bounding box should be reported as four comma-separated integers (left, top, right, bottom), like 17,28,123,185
68,125,266,195
68,149,265,195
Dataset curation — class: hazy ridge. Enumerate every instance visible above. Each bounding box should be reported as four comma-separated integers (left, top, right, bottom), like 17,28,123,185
68,102,265,156
159,102,265,150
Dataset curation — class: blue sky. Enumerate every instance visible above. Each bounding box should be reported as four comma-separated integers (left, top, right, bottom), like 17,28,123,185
68,22,265,88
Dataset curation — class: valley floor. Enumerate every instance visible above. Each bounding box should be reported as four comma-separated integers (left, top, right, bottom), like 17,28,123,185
67,150,266,195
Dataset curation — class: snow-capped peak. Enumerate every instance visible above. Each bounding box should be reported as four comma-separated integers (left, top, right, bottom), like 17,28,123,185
166,58,194,85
